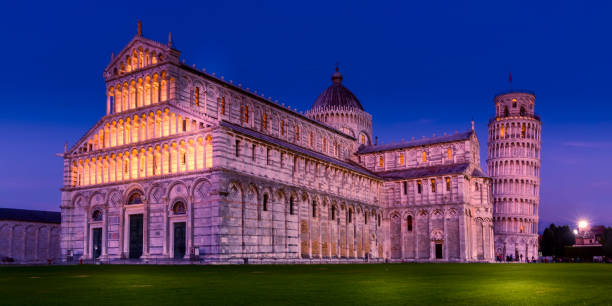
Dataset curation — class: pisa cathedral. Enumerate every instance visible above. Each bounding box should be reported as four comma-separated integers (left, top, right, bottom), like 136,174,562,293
59,23,539,263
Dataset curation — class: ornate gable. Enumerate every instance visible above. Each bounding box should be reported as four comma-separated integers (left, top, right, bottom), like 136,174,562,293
103,22,179,81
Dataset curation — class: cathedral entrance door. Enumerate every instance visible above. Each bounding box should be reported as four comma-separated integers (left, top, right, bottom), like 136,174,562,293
435,243,443,259
92,228,102,259
173,222,186,259
129,214,143,259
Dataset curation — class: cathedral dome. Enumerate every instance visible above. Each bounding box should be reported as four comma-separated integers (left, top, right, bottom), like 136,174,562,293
311,69,364,111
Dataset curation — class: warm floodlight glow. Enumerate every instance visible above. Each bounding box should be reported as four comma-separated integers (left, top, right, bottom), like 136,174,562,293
578,220,588,229
573,229,578,235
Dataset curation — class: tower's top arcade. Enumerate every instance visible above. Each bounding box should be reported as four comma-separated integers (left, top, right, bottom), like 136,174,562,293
493,91,536,119
103,21,180,81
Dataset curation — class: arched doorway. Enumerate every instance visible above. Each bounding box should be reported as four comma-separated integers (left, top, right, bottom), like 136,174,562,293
172,201,187,259
126,191,144,259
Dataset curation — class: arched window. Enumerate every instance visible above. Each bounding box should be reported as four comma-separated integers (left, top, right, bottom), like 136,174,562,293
521,124,526,138
205,136,213,168
445,177,451,191
500,125,506,138
407,215,413,231
447,148,453,160
348,208,353,223
243,105,249,123
280,120,285,135
520,106,526,116
289,197,295,215
422,151,427,162
402,181,408,194
127,191,143,204
364,211,368,224
399,153,404,165
417,180,422,194
504,106,509,117
331,206,336,220
295,126,300,142
312,201,317,218
360,134,366,144
379,156,384,167
262,113,268,130
309,132,313,147
219,97,226,115
263,194,268,211
173,201,186,215
194,87,200,106
378,214,381,227
92,210,102,221
431,179,436,193
475,183,479,191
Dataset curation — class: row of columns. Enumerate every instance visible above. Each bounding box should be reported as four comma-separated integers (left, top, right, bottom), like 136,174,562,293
107,72,168,115
71,136,212,187
88,110,200,152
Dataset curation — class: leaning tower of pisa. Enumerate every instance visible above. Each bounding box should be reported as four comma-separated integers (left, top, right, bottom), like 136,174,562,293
488,91,541,261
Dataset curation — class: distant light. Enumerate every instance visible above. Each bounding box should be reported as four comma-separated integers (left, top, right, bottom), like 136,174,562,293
573,229,578,235
578,220,588,229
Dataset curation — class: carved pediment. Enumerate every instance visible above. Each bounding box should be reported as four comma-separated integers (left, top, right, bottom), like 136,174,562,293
104,33,178,80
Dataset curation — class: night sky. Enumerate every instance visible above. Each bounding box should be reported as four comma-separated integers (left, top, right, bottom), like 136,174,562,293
1,1,611,232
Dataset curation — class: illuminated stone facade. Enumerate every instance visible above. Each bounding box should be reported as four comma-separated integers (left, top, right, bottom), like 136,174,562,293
59,23,494,263
488,92,541,261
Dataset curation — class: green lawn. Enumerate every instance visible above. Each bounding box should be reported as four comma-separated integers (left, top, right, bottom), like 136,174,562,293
0,264,611,305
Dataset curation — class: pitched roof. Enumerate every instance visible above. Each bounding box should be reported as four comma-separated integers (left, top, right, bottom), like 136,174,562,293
357,131,474,154
219,121,380,179
0,208,61,224
471,167,488,178
377,163,474,180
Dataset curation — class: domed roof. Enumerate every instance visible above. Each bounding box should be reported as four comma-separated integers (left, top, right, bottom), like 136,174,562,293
311,69,364,111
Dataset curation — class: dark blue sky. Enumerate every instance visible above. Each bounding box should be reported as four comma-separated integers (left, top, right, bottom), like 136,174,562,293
1,0,611,232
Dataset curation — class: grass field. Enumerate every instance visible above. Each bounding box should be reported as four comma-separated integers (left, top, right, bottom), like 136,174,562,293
1,263,611,305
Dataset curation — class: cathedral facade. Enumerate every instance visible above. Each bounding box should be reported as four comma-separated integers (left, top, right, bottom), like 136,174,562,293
59,24,495,263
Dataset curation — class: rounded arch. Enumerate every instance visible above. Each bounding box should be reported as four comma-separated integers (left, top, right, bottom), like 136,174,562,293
89,191,107,208
126,189,145,205
170,199,187,215
71,193,87,208
191,178,212,202
165,180,188,200
124,183,145,200
91,208,103,221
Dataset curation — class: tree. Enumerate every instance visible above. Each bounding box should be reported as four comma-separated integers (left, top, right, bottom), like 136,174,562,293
539,223,575,257
555,225,575,258
602,227,612,258
541,227,555,256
